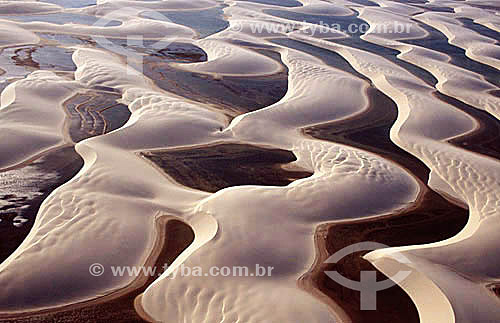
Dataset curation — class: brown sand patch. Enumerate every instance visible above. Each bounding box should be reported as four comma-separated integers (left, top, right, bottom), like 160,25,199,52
142,143,312,193
489,90,500,98
63,91,131,143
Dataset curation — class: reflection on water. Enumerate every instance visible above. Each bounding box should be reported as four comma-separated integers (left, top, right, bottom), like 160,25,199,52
142,7,229,38
0,147,83,263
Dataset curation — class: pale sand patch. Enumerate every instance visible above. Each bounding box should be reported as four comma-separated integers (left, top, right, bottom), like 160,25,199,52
0,21,39,48
356,6,428,41
0,71,78,170
291,0,354,16
0,1,62,16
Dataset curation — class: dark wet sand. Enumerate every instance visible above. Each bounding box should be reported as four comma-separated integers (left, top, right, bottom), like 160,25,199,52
0,219,194,323
9,45,76,71
438,92,500,160
142,143,313,193
403,22,500,88
64,90,131,143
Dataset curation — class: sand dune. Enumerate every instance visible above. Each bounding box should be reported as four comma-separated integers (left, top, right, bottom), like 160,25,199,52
357,6,500,117
455,6,500,33
0,21,39,47
0,72,77,170
292,0,354,16
415,11,500,69
305,31,500,323
171,39,284,77
0,48,222,312
0,1,62,15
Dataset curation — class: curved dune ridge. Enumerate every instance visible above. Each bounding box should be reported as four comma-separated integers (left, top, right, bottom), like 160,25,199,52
0,71,77,170
414,11,500,69
0,0,499,322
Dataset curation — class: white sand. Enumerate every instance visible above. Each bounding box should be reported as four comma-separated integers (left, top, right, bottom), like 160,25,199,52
292,0,354,16
0,71,78,170
357,7,428,40
0,1,62,15
0,21,39,48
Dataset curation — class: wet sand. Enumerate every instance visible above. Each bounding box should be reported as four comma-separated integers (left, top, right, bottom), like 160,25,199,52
142,143,313,193
0,147,83,264
64,90,131,143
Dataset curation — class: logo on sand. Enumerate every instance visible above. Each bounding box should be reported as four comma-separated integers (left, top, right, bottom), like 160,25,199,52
92,7,176,75
324,242,412,310
88,263,274,278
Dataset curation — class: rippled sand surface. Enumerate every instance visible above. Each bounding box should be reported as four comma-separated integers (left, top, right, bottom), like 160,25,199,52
0,0,499,322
